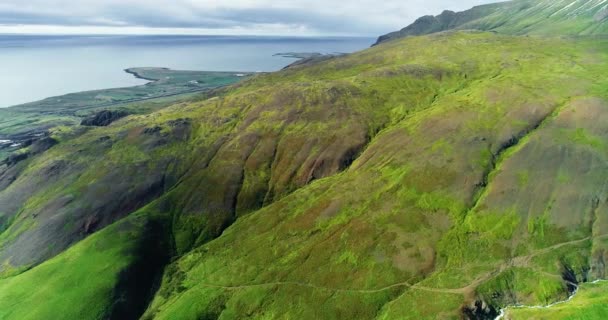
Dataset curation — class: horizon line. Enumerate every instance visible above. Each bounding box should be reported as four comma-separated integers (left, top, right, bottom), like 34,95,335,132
0,32,375,38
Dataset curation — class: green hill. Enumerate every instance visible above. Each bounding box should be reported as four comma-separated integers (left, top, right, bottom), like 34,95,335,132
374,3,506,45
504,281,608,319
375,0,608,45
2,1,608,319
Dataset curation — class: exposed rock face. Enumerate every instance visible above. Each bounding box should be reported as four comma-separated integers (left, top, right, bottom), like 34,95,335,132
462,301,500,320
3,137,57,167
81,110,128,127
375,0,608,46
5,153,28,167
30,137,58,154
595,8,608,22
374,4,501,45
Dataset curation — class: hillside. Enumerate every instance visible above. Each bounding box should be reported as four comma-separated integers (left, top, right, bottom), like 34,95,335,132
1,1,608,320
375,0,608,45
0,69,246,167
374,3,506,45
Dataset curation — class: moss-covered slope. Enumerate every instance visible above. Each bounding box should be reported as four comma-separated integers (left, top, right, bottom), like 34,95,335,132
504,280,608,319
139,33,608,319
1,29,607,319
376,0,608,45
2,7,608,319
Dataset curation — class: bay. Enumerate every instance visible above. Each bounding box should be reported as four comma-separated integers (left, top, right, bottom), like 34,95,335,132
0,35,373,108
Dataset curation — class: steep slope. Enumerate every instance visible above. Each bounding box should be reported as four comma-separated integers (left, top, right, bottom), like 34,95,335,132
375,0,608,45
139,33,608,319
0,211,170,320
0,29,466,318
374,3,505,45
1,3,608,319
0,70,385,272
468,0,608,35
504,281,608,319
1,29,606,319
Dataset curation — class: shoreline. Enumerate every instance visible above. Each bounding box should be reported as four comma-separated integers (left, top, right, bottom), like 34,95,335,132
124,67,170,82
5,68,253,111
1,67,254,109
124,67,257,82
3,55,321,110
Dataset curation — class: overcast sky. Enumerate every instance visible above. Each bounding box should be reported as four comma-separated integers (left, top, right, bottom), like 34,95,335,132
0,0,500,36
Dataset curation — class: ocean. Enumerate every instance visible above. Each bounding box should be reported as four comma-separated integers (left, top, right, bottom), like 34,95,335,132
0,35,374,108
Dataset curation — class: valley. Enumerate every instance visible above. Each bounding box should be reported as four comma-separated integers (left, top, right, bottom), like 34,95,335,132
2,1,608,319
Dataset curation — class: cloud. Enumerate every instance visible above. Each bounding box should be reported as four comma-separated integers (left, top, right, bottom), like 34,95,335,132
0,0,500,36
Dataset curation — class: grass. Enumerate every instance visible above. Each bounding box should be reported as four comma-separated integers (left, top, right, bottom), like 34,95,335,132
0,211,156,320
2,28,608,319
468,0,608,37
379,0,608,45
143,32,608,318
506,281,608,319
0,68,249,136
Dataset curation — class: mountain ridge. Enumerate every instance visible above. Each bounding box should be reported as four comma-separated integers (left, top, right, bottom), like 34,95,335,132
375,0,608,45
2,1,608,319
374,3,506,45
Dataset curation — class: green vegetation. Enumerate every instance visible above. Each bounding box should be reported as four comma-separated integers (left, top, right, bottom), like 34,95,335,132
0,209,169,320
376,0,608,45
506,281,608,319
0,68,250,136
1,1,608,319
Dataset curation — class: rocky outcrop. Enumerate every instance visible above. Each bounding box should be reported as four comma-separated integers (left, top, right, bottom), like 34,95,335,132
595,8,608,22
375,0,608,46
373,4,502,45
81,110,128,127
2,137,57,167
462,300,500,320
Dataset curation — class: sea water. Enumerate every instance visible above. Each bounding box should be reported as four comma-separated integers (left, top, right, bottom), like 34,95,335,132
0,35,373,108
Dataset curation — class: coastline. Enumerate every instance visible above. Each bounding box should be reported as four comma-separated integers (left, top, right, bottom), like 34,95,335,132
0,67,254,138
4,53,340,110
0,36,372,108
124,67,170,82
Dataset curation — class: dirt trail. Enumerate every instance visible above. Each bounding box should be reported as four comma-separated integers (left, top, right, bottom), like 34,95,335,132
197,234,608,296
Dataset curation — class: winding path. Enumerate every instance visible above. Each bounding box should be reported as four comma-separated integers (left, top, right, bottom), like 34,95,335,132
196,233,608,296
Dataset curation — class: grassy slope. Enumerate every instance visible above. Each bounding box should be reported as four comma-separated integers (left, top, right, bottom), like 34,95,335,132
1,30,608,320
0,30,467,274
140,33,608,319
0,207,169,320
0,30,463,319
0,69,247,136
376,0,608,45
466,0,608,36
505,281,608,319
374,3,506,44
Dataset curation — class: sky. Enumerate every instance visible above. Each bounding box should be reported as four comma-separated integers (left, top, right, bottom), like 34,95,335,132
0,0,500,36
